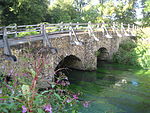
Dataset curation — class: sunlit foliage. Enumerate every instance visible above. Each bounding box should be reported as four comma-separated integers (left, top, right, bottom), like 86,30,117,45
0,0,48,25
0,0,144,25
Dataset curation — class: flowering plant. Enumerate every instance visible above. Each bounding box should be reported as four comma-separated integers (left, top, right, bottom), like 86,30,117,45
0,52,80,113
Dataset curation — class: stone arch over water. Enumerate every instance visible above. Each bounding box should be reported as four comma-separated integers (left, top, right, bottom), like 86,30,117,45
55,55,83,71
97,47,109,66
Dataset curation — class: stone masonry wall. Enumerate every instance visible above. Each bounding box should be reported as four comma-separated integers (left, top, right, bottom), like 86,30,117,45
0,31,127,75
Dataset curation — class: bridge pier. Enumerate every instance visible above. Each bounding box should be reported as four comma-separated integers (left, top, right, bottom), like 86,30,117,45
83,39,97,70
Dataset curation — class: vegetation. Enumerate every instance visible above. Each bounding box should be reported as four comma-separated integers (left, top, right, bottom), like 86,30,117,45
142,0,150,26
0,0,150,112
0,0,48,25
113,28,150,69
0,0,149,26
0,53,82,113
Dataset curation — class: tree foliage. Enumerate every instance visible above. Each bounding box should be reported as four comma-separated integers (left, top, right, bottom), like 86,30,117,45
0,0,48,25
142,0,150,26
113,0,136,24
0,0,149,26
45,0,81,23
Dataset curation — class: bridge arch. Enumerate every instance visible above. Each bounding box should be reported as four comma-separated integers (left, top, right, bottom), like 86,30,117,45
55,55,83,71
97,47,109,64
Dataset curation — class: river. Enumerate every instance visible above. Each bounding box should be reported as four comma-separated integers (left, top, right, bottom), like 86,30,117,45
66,62,150,113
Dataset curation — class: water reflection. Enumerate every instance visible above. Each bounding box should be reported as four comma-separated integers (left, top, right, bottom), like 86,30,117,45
66,70,97,83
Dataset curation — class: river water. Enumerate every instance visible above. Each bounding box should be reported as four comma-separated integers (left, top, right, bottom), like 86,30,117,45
66,63,150,113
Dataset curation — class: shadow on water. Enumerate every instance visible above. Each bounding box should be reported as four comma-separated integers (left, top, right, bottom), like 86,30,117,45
64,61,150,113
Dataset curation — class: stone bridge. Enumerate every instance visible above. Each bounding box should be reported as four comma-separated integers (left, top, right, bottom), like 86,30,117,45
0,22,137,76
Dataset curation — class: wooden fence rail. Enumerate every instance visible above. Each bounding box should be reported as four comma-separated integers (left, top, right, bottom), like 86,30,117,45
0,22,139,37
0,22,140,62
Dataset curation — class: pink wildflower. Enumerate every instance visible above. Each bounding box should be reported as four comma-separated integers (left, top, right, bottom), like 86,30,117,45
43,104,52,113
23,73,28,76
1,65,5,69
15,73,19,76
8,69,14,76
61,81,66,86
73,94,78,100
22,105,27,113
83,101,90,108
66,98,72,103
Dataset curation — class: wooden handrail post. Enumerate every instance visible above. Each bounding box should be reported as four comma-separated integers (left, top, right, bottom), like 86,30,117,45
68,22,82,45
112,22,115,33
60,22,63,31
132,24,135,32
128,24,130,33
88,21,91,36
14,23,17,38
41,23,44,35
41,23,47,46
69,22,72,41
41,23,53,49
121,23,123,33
88,21,91,27
96,23,100,31
88,21,100,40
76,22,79,30
3,27,12,55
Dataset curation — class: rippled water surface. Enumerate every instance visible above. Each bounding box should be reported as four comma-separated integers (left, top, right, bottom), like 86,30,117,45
67,63,150,113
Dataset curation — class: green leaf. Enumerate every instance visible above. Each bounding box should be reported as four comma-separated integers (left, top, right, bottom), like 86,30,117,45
41,90,51,95
37,108,44,113
21,84,30,100
22,85,30,94
0,96,9,99
72,110,77,113
51,84,55,88
54,93,62,100
30,69,36,78
2,109,9,113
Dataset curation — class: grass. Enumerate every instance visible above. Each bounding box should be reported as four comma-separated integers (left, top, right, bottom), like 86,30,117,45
17,31,39,37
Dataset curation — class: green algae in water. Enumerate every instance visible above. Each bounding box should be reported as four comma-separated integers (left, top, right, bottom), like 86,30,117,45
68,63,150,113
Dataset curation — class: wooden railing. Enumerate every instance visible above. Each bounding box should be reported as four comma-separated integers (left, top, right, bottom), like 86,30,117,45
0,22,138,38
0,22,139,61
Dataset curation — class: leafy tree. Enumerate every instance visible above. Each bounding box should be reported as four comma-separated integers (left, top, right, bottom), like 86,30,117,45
80,0,113,23
97,1,115,23
82,6,99,23
0,0,48,25
0,0,142,26
113,0,136,24
17,0,48,25
73,0,89,12
142,0,150,26
46,0,81,23
81,0,137,24
0,0,18,25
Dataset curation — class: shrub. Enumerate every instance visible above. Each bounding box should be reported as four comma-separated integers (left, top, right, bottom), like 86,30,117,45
113,29,150,69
